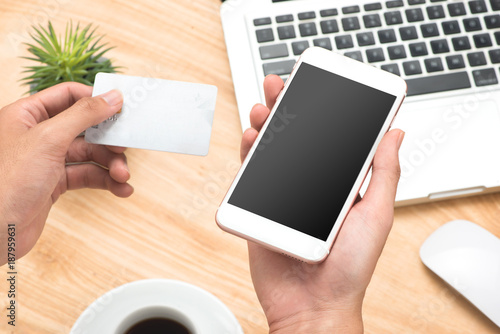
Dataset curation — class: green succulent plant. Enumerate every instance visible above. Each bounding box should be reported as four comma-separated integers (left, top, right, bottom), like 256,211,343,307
21,21,120,94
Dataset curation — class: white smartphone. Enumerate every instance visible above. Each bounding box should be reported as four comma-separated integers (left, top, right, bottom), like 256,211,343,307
216,47,407,263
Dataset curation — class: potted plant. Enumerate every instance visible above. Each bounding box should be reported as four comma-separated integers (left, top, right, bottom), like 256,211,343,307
21,21,120,94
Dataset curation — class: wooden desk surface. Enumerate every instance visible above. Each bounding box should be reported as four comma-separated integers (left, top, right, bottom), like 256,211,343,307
0,1,499,333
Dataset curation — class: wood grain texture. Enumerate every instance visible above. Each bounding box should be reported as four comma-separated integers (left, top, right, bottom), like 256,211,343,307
1,1,500,333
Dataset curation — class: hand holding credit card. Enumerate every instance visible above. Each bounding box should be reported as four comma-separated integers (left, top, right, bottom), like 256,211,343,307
85,73,217,156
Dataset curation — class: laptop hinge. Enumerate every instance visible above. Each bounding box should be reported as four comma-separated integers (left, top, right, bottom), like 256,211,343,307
428,186,486,200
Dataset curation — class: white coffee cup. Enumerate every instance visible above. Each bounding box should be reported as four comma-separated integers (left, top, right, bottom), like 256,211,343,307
70,279,243,334
114,305,197,333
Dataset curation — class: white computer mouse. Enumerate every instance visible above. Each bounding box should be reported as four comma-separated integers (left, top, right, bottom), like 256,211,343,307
420,220,500,328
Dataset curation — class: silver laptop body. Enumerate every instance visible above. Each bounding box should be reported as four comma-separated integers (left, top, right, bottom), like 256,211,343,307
221,0,500,206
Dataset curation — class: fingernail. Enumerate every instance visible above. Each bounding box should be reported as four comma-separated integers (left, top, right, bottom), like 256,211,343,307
397,130,405,150
99,89,123,107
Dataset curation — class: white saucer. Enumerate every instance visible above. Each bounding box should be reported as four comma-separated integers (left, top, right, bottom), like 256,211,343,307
70,279,244,334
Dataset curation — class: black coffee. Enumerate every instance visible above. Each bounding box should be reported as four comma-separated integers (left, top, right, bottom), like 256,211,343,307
124,317,191,334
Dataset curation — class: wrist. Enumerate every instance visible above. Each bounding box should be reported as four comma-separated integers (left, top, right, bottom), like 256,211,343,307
268,303,364,334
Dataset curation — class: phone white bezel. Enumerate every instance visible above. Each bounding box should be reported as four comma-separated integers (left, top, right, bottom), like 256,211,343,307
217,47,407,263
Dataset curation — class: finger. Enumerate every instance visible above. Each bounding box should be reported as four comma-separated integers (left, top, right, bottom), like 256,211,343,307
106,145,127,154
66,138,130,183
362,129,405,211
241,128,259,162
250,103,271,132
36,89,123,149
66,163,134,198
32,82,93,119
0,82,93,136
264,75,284,110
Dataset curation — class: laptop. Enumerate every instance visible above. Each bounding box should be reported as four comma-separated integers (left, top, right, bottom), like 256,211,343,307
220,0,500,206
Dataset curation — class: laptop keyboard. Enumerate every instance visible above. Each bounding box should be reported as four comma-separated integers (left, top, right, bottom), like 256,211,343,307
251,0,500,96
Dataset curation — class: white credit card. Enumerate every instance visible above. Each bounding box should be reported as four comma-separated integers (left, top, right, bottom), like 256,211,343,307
85,73,217,156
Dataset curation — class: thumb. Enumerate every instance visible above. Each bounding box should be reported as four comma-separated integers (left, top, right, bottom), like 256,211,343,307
38,89,123,148
362,129,405,210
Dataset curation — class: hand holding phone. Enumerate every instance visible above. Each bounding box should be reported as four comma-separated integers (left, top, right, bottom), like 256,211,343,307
218,47,406,263
243,74,405,333
216,47,406,263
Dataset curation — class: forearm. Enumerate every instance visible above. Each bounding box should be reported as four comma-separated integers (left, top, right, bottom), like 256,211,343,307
0,197,11,266
0,182,17,266
0,185,8,265
0,218,9,267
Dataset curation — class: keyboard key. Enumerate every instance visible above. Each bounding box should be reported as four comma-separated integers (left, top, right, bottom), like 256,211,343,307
431,39,450,53
489,49,500,63
299,23,318,36
344,51,363,62
474,33,493,48
409,42,428,56
388,45,407,59
442,20,461,34
473,68,498,86
464,18,482,31
298,11,316,20
491,0,500,11
469,0,487,13
406,8,424,22
364,3,383,11
468,52,487,66
495,31,500,44
320,8,338,17
425,57,444,72
403,60,422,75
342,5,360,14
366,48,385,62
291,41,309,55
430,0,446,2
381,64,401,75
452,36,471,50
313,38,333,50
386,0,404,8
278,25,296,40
254,17,272,26
485,15,500,29
427,5,445,19
409,0,426,5
384,11,403,25
448,3,466,16
446,55,466,69
357,32,376,46
400,26,419,40
406,71,471,96
320,19,339,34
379,29,397,43
276,14,294,23
363,14,382,28
342,17,361,31
260,44,289,60
421,23,439,37
335,35,354,49
256,28,274,43
263,60,296,76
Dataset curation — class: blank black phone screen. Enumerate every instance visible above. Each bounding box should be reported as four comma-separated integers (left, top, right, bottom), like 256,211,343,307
228,62,397,241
